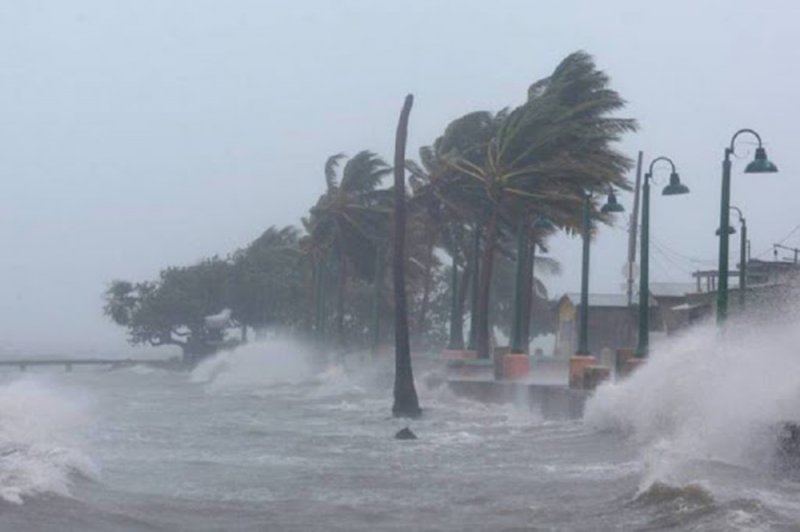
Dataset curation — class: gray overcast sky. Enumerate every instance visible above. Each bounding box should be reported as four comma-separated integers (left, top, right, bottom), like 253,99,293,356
1,0,798,354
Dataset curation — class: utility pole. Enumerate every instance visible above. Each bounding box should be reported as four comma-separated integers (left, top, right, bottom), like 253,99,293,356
627,151,643,306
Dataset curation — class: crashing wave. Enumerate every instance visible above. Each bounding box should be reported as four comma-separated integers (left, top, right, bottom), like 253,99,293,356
0,377,97,504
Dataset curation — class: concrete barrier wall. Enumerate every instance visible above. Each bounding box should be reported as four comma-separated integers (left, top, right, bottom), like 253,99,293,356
446,380,588,420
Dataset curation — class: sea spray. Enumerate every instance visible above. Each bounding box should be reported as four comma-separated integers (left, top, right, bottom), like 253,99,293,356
584,315,800,485
190,338,316,391
0,376,96,504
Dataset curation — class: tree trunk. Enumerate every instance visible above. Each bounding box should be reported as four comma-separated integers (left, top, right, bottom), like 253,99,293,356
467,222,481,351
447,239,464,350
336,253,347,348
476,210,497,359
521,241,536,353
458,243,472,311
414,231,436,343
305,259,318,335
314,255,327,342
371,245,385,354
510,212,530,354
392,94,421,418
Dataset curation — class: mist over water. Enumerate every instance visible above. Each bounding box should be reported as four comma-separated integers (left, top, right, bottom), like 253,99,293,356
191,338,315,390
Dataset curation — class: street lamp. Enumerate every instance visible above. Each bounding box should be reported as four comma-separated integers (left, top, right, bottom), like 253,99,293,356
636,156,690,358
730,206,747,310
575,189,624,356
717,129,777,324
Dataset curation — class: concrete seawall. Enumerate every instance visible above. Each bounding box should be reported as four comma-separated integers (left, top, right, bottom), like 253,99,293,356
446,379,589,420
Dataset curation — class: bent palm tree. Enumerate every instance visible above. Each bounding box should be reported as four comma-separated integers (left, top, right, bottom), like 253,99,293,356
442,51,637,359
305,151,392,347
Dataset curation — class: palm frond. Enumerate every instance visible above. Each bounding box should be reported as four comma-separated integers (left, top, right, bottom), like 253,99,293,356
325,153,346,190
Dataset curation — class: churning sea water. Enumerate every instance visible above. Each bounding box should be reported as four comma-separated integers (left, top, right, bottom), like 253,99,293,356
2,326,800,531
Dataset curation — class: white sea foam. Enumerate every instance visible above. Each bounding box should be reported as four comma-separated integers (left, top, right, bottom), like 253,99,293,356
585,315,800,481
191,338,314,391
0,377,96,504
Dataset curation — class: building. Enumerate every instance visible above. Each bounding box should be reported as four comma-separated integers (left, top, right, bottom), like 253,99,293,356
552,293,656,358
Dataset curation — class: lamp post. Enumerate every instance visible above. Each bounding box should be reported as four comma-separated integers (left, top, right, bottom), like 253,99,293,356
717,129,777,324
575,189,625,356
636,157,690,358
569,189,623,389
729,206,747,310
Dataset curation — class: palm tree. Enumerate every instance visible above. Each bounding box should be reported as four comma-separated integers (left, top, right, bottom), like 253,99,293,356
305,151,392,348
441,51,637,359
392,94,422,418
406,143,473,349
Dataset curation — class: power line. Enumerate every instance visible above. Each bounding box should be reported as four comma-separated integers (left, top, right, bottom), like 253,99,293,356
651,243,695,277
753,222,800,258
651,238,716,266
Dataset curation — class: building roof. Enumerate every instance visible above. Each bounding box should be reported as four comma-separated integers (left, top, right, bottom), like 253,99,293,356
559,293,656,308
649,282,696,298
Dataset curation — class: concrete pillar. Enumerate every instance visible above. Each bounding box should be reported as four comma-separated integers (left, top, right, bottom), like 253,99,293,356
493,346,510,380
502,353,530,380
569,355,597,388
442,349,477,360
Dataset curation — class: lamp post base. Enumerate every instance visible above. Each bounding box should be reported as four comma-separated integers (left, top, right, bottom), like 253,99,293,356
442,349,477,360
569,355,597,389
502,353,530,380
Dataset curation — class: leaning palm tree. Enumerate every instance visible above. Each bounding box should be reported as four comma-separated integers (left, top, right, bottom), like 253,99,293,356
305,151,392,347
406,141,474,348
441,51,637,359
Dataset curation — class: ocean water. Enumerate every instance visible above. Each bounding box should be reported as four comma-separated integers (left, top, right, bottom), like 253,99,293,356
2,326,800,531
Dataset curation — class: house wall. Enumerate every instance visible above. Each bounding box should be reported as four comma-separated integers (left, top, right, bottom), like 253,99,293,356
554,300,639,357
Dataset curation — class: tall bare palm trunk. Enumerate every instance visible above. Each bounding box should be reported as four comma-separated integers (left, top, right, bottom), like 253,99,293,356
392,94,421,418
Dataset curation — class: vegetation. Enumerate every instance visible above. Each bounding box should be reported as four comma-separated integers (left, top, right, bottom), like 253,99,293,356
104,51,636,366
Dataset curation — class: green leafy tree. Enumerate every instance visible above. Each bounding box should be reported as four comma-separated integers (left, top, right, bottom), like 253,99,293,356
230,226,305,338
104,257,235,362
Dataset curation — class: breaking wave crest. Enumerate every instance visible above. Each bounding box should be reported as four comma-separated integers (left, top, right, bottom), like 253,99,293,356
585,315,800,485
190,338,316,391
0,377,96,504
